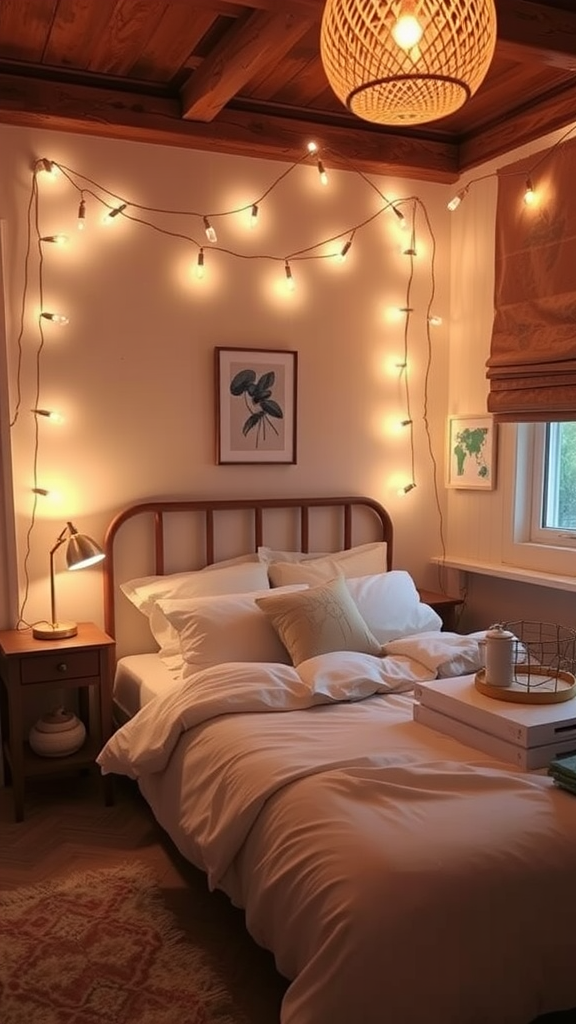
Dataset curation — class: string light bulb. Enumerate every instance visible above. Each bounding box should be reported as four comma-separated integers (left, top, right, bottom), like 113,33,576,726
524,177,537,205
103,203,127,224
38,158,57,176
398,482,417,496
337,238,353,262
307,141,318,153
317,159,328,186
250,204,259,229
400,418,413,427
41,234,68,245
77,197,86,230
447,186,469,212
40,312,69,325
428,314,443,326
392,206,407,229
196,248,205,280
203,216,217,243
403,246,417,256
32,408,64,423
32,487,50,496
284,260,295,292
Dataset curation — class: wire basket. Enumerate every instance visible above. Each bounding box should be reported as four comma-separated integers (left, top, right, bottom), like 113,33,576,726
478,621,576,703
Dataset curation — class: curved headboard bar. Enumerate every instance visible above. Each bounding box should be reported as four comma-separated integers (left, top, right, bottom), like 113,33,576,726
103,495,394,640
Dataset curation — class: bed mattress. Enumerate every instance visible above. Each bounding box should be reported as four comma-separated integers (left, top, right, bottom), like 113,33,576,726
112,653,180,721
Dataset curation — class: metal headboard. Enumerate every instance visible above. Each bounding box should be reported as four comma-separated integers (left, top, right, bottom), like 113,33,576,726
103,495,394,641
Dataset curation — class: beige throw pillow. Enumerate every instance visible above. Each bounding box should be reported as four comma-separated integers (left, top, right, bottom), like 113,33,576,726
255,575,382,666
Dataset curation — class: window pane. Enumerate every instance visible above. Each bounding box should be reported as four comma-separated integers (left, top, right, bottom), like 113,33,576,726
542,422,576,530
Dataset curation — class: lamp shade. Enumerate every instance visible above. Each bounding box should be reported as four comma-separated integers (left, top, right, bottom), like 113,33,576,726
320,0,497,126
32,522,105,640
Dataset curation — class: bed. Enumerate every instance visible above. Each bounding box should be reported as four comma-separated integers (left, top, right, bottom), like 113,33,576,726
97,495,576,1024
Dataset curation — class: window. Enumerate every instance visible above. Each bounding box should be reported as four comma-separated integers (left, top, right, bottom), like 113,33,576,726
530,423,576,546
504,422,576,577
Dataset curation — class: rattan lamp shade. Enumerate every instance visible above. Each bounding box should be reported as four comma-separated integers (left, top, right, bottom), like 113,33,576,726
320,0,497,126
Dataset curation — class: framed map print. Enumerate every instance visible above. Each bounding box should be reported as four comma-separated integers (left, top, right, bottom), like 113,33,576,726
447,415,496,490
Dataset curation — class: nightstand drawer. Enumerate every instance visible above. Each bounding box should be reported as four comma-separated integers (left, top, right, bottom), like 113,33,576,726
20,650,100,684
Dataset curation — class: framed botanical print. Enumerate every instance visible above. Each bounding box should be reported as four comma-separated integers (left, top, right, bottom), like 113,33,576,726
447,415,497,489
215,347,298,464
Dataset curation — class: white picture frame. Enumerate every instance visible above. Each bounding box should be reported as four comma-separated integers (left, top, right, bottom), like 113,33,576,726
447,415,496,490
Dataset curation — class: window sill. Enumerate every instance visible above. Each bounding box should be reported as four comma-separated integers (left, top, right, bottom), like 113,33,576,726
432,556,576,594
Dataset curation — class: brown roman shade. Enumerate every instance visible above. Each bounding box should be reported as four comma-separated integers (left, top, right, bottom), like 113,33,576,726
486,135,576,423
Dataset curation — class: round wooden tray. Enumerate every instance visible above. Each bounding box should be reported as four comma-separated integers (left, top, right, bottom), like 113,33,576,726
475,667,576,704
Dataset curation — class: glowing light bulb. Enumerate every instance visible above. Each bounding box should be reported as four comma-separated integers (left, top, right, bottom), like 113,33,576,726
428,314,443,327
103,203,127,224
40,312,69,325
397,482,417,496
250,204,259,229
307,141,318,153
403,246,417,256
337,240,352,262
32,487,50,496
392,206,407,230
77,198,86,230
447,187,469,212
400,419,412,427
317,159,328,186
196,248,205,280
41,234,68,246
284,260,295,292
203,216,217,243
32,408,64,423
392,11,424,50
524,178,537,205
38,158,58,176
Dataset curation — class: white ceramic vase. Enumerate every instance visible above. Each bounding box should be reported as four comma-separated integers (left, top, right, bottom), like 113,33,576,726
29,707,87,757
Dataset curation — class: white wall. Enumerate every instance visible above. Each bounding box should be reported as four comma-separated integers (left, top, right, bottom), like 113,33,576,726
0,124,451,634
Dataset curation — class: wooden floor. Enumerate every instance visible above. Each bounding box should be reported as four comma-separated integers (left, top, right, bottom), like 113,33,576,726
0,771,287,1024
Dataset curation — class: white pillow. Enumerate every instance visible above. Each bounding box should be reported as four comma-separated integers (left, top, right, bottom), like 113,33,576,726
120,560,269,617
255,576,382,666
156,585,308,676
345,571,442,643
263,541,388,586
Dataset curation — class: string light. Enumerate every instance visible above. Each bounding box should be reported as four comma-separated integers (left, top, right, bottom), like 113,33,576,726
400,418,413,427
392,206,407,229
38,158,57,176
284,260,295,292
428,314,443,326
77,197,86,230
32,408,63,423
195,248,205,280
317,160,328,186
250,204,259,229
40,234,69,245
40,312,69,325
103,203,127,224
307,141,318,153
447,186,469,212
523,177,537,205
203,216,217,243
32,487,50,496
403,246,417,256
398,482,417,496
337,238,353,262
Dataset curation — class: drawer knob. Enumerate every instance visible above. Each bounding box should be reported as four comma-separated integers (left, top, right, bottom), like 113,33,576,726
57,662,68,673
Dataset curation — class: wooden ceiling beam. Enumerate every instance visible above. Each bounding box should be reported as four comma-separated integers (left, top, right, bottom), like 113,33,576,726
458,78,576,172
496,0,576,70
0,71,458,181
180,9,314,122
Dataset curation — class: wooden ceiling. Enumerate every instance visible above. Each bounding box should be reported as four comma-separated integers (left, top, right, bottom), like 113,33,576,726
1,0,576,183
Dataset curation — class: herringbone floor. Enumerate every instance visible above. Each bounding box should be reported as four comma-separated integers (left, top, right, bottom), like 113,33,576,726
0,771,286,1024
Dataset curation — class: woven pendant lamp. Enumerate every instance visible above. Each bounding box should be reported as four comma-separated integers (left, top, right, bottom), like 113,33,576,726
320,0,497,126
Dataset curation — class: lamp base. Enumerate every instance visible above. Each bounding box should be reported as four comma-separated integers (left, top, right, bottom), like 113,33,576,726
32,621,78,640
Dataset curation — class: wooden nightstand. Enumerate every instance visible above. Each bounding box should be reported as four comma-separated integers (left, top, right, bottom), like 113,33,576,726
0,622,115,821
418,590,463,631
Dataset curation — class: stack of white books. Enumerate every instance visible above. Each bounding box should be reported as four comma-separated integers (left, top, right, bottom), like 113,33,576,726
413,675,576,770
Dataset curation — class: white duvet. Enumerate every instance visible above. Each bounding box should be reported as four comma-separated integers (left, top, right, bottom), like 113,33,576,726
98,637,576,1024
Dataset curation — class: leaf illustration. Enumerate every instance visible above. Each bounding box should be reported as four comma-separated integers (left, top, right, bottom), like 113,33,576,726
261,399,283,418
242,412,262,436
230,369,256,396
253,372,275,401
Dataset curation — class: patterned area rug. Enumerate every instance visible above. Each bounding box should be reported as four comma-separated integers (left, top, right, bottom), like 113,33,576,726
0,862,244,1024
